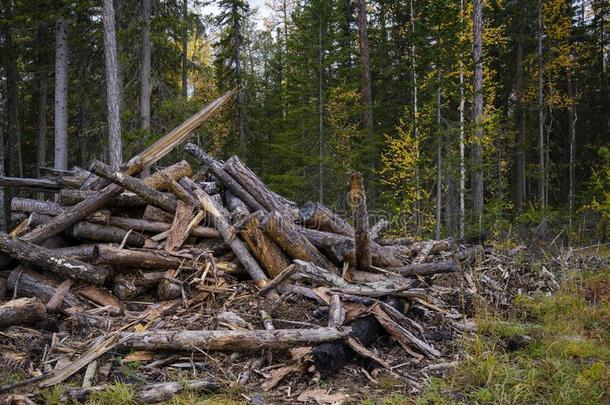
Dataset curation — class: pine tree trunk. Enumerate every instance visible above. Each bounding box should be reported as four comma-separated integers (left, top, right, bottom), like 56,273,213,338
54,15,69,171
36,24,49,183
318,3,324,204
233,3,245,150
515,40,526,214
357,0,374,198
435,64,442,240
459,0,465,239
472,0,484,227
6,20,21,178
140,0,152,131
568,71,576,226
103,0,122,168
0,82,6,231
410,0,421,233
537,0,545,210
182,0,188,97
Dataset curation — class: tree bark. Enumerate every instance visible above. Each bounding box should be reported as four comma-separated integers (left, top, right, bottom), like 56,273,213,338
459,0,466,239
11,198,63,215
240,211,291,278
70,221,145,247
0,81,6,232
140,0,152,131
103,0,122,168
0,298,47,329
472,0,484,226
568,71,577,226
0,233,108,284
387,260,458,277
357,0,374,195
182,0,189,97
120,328,347,351
348,173,371,271
225,190,250,223
165,201,195,251
515,40,526,214
435,65,442,240
94,244,185,269
299,201,354,237
8,266,83,309
537,0,545,210
36,28,49,183
59,189,145,207
54,15,69,171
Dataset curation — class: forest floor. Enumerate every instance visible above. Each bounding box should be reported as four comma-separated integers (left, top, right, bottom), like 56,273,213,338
2,244,608,405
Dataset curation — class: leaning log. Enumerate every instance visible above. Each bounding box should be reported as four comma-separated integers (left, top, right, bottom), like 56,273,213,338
120,328,348,351
89,160,178,213
7,267,83,309
180,177,269,289
261,210,337,272
348,172,372,271
0,233,108,284
0,297,47,329
240,211,291,278
299,201,354,237
185,142,265,212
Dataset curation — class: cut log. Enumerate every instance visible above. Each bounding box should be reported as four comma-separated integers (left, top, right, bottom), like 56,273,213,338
17,91,232,247
299,227,403,268
59,189,146,207
11,198,63,215
223,155,297,216
185,142,265,212
120,327,348,351
39,166,90,188
8,266,83,309
225,190,250,223
50,245,98,261
261,210,337,272
313,298,402,376
200,181,219,194
0,176,63,191
387,260,458,277
88,215,217,238
299,201,354,237
348,172,372,271
61,379,219,403
94,245,185,269
0,297,47,329
165,201,195,252
157,270,182,301
0,233,108,284
89,160,178,213
71,222,145,247
240,211,291,278
180,177,269,289
145,160,193,190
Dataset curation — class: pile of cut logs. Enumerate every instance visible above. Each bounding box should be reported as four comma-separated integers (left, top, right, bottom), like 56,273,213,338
0,92,481,403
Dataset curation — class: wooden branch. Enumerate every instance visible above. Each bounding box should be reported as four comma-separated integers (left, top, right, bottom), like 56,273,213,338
119,328,348,351
240,211,291,278
0,233,108,284
180,177,269,288
348,172,372,271
0,298,46,329
185,142,265,212
256,264,297,296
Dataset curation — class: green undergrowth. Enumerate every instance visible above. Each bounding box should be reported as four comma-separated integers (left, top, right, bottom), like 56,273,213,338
417,268,610,405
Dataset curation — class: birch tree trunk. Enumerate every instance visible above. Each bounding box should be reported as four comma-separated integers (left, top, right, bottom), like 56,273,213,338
472,0,484,227
537,0,545,210
54,15,69,171
140,0,151,131
103,0,122,168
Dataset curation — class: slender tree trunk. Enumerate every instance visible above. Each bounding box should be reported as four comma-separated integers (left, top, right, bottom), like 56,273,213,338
435,64,442,240
103,0,122,168
568,71,576,227
472,0,484,228
5,13,21,178
182,0,188,97
54,15,69,171
459,0,465,239
0,77,6,231
140,0,151,131
515,40,526,214
36,26,49,181
410,0,420,234
357,0,373,160
537,0,545,210
318,2,324,204
234,3,245,151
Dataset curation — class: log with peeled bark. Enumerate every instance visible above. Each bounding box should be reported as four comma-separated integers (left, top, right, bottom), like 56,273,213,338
11,198,63,215
261,210,337,272
225,190,250,223
61,379,219,403
240,211,291,278
185,142,265,212
299,227,403,268
299,201,354,237
0,297,47,329
16,91,231,247
89,160,178,213
165,201,195,252
0,233,108,284
387,260,458,277
93,245,186,269
348,172,372,271
223,155,297,217
8,266,83,309
313,298,402,376
120,327,348,351
59,189,146,207
76,285,124,315
180,177,269,289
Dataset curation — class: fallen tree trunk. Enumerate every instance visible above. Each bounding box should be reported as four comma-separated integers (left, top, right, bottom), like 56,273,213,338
0,233,108,284
11,198,63,215
299,201,354,237
180,177,269,289
225,190,250,223
61,379,219,403
240,211,291,278
223,155,296,217
0,297,47,329
94,245,185,269
39,166,90,189
387,260,458,277
71,222,145,247
89,160,178,213
120,327,348,351
8,266,83,309
90,216,218,238
59,189,146,207
185,142,265,212
0,176,63,191
348,172,372,271
261,210,337,272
